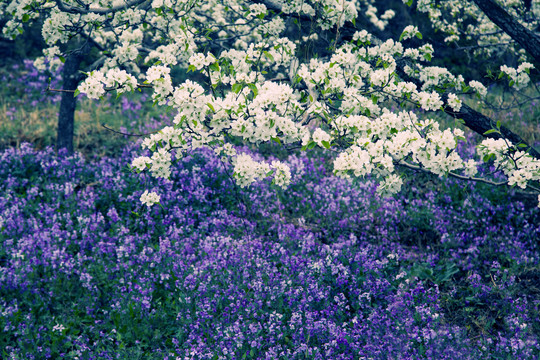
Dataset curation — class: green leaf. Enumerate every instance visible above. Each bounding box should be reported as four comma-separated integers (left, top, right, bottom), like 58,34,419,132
483,129,500,135
496,120,501,129
207,103,215,112
247,83,258,96
59,56,65,63
406,0,413,6
517,143,528,148
263,51,274,62
321,140,331,149
416,32,423,39
271,137,281,144
209,62,220,72
22,13,30,22
232,83,242,94
73,89,80,97
423,53,432,62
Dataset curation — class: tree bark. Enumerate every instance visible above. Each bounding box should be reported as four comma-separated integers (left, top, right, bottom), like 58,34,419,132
473,0,540,63
57,52,83,154
446,102,540,159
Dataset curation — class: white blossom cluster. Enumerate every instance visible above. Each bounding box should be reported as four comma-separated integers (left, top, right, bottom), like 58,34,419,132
140,190,161,207
332,110,476,196
415,91,443,111
469,80,488,98
232,153,270,188
364,2,395,31
500,63,535,90
189,53,217,71
78,69,138,99
231,154,292,189
446,93,462,112
400,25,421,41
478,139,540,189
271,160,292,188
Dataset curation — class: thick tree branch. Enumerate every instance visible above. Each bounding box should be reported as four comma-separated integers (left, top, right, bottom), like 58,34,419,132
445,102,540,159
472,0,540,63
394,59,540,160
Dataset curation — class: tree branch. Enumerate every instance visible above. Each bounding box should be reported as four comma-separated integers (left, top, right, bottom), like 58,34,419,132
394,59,540,160
445,101,540,159
397,160,540,196
472,0,540,63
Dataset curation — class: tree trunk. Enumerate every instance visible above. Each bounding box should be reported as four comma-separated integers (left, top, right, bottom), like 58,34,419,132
57,52,83,154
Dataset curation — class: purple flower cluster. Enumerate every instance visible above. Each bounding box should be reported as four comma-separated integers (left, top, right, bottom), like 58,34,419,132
0,141,538,359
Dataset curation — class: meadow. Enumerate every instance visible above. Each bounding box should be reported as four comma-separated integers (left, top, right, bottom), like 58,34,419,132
0,61,539,359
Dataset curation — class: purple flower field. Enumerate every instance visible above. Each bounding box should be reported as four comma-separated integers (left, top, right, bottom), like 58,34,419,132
0,135,539,358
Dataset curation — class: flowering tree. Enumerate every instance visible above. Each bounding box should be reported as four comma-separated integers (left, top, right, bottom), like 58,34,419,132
2,0,539,206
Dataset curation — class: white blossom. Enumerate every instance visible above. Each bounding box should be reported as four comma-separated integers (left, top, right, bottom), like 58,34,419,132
140,190,160,207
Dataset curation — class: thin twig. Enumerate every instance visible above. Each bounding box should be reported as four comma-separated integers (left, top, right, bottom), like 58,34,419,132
45,86,76,93
101,124,159,137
